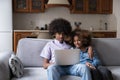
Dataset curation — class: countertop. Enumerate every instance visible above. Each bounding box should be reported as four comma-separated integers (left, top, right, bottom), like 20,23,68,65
14,30,49,32
91,30,116,32
14,30,116,32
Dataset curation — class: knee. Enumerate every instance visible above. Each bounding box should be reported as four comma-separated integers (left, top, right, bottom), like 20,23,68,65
98,66,110,73
47,64,58,72
81,64,90,73
77,64,90,73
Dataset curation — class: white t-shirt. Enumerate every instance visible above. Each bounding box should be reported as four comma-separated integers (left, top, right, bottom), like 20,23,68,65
40,39,71,63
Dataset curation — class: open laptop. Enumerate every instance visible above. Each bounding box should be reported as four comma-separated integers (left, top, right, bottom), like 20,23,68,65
54,49,80,65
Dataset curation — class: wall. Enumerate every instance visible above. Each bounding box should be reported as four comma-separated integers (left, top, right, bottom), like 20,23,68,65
105,0,120,38
13,4,117,31
0,0,12,52
113,0,120,38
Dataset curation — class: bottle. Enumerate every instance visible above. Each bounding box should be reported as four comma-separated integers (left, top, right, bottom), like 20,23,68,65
90,26,93,31
105,23,108,30
44,24,48,30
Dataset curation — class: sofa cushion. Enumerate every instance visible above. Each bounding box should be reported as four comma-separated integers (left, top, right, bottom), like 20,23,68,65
9,53,24,78
61,75,81,80
16,38,51,67
107,66,120,80
11,67,48,80
11,67,81,80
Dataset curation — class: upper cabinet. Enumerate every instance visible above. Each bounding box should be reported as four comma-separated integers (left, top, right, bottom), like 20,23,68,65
13,0,113,14
100,0,113,14
13,0,45,13
71,0,100,14
71,0,113,14
87,0,100,13
71,0,86,13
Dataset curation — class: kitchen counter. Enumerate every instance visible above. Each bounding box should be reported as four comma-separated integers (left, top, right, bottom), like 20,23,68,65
14,30,116,32
13,30,116,52
14,30,49,32
91,30,116,32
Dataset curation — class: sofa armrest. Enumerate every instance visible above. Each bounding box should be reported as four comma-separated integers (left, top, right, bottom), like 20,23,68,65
0,51,12,80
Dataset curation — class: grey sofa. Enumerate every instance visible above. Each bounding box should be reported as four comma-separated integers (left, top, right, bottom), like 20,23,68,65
0,38,120,80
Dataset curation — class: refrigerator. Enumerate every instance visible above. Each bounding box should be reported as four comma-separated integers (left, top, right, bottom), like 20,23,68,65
0,0,12,52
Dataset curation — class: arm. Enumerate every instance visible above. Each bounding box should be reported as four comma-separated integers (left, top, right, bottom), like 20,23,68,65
43,58,52,69
87,48,101,69
85,50,101,69
91,50,102,67
91,57,101,67
88,46,93,59
40,42,53,69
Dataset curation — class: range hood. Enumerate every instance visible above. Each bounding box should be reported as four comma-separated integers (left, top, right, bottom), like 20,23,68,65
45,0,71,8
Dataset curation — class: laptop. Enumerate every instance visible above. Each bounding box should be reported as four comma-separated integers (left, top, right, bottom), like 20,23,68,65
54,49,80,65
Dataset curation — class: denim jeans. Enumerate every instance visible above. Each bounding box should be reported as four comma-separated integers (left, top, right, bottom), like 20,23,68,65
47,63,92,80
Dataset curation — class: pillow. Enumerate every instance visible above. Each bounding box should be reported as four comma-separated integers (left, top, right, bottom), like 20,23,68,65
9,53,24,78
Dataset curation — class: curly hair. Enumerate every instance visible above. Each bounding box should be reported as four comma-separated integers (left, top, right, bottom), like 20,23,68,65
49,18,72,36
72,30,92,47
80,30,92,47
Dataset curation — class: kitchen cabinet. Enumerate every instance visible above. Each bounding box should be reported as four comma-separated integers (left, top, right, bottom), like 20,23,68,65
92,31,116,38
13,30,116,52
71,0,113,14
87,0,100,13
13,30,50,52
71,0,86,13
71,0,100,14
13,31,32,52
100,0,113,14
13,0,45,13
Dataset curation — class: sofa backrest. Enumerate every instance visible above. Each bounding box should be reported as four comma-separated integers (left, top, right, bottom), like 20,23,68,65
16,38,120,67
92,38,120,66
16,38,51,67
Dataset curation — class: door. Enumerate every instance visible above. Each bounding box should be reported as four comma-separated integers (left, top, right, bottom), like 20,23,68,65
100,0,113,14
30,0,44,12
13,0,29,12
71,0,86,13
87,0,100,13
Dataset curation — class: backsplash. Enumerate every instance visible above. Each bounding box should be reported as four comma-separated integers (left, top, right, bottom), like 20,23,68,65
13,7,116,31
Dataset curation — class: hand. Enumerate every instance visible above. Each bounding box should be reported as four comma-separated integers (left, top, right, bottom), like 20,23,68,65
86,62,96,70
50,62,55,65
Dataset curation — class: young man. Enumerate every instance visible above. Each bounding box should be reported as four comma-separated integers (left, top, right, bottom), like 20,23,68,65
40,18,92,80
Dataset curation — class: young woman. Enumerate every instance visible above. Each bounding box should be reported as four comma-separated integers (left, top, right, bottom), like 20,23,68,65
72,30,113,80
71,30,94,59
40,18,92,80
